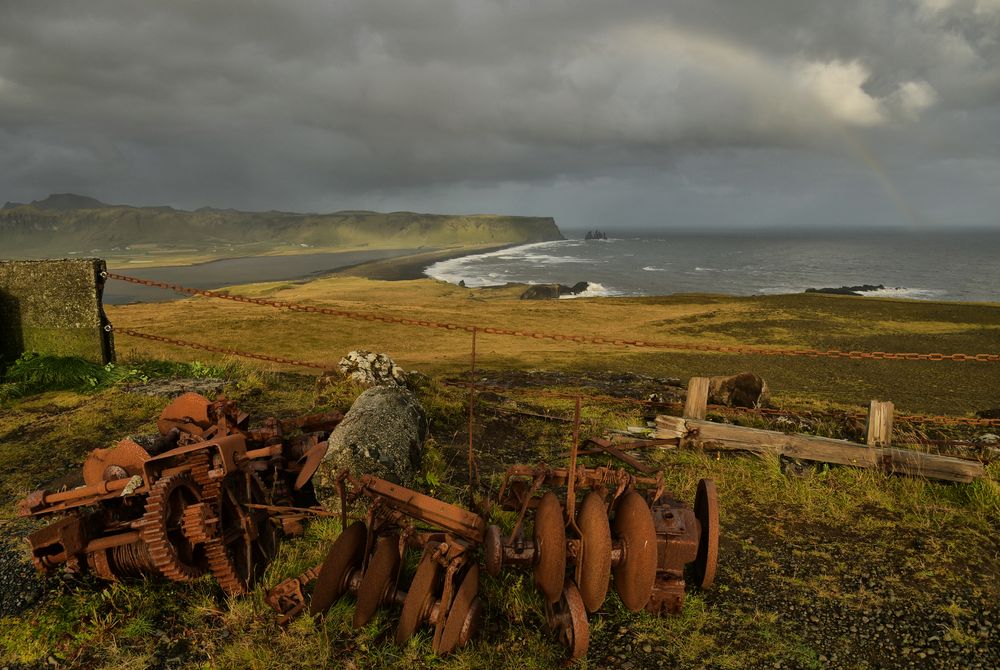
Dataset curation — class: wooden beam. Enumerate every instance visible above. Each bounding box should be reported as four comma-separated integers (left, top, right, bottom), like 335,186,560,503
683,377,710,420
654,415,984,483
865,400,895,447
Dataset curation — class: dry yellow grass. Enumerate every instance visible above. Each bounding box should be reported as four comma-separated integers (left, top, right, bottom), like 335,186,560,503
106,274,1000,415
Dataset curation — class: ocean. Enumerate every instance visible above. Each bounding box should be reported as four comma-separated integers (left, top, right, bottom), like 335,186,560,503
425,231,1000,303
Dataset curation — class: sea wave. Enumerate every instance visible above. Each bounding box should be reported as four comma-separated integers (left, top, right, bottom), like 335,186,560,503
558,282,617,298
858,287,948,300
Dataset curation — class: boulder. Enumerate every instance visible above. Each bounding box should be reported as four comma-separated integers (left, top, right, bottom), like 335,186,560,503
319,386,426,490
338,350,406,387
708,372,770,408
520,282,591,300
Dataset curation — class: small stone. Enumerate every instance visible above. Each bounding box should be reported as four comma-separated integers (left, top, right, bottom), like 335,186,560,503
642,644,653,653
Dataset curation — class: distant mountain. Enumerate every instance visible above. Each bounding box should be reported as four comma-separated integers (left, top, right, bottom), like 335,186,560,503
0,194,563,257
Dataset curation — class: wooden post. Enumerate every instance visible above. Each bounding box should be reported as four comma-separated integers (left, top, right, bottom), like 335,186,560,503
865,400,895,447
684,377,710,420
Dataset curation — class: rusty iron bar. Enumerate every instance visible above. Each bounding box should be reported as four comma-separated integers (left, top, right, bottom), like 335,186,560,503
468,326,478,504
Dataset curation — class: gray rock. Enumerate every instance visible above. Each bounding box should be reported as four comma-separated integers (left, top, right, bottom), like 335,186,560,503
320,386,426,489
975,433,999,445
338,350,407,387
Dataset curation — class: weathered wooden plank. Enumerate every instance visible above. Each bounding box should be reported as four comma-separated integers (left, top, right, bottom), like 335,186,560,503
865,400,895,447
683,377,710,420
654,415,984,483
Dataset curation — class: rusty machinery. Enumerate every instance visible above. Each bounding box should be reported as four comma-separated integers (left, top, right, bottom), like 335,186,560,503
19,390,718,662
266,471,486,655
19,392,342,595
265,437,719,661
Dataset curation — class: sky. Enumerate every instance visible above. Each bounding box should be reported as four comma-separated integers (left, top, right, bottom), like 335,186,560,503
1,0,999,230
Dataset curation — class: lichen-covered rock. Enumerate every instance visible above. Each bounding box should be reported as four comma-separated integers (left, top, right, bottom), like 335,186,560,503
707,372,770,408
338,350,406,387
319,386,426,491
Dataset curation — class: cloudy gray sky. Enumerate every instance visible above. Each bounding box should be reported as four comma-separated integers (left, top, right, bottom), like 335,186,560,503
2,0,999,230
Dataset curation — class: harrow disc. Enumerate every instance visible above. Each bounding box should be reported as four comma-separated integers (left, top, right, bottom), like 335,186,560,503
575,491,612,613
310,520,367,615
611,491,657,612
353,534,401,628
294,441,329,491
533,492,567,603
396,548,441,645
545,578,589,661
435,564,481,655
483,524,503,576
693,479,719,589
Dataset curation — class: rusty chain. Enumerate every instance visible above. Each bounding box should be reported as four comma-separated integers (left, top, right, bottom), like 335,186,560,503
104,272,1000,363
112,326,330,370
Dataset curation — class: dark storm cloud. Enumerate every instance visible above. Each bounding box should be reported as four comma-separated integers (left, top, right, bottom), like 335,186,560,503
1,0,998,227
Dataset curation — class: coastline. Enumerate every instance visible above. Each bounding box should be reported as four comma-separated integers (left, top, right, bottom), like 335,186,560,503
332,243,520,281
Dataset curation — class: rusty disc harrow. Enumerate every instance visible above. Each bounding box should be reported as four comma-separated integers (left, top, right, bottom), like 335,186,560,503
311,521,368,615
575,490,612,613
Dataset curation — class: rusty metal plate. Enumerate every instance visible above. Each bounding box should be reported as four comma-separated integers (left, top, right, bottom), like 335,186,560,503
693,479,719,589
294,441,329,491
396,548,441,645
612,491,657,612
533,491,567,603
353,534,400,628
311,521,367,615
82,439,150,486
435,564,480,654
575,491,611,613
157,392,211,435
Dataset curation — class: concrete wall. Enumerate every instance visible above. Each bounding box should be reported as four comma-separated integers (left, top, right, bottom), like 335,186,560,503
0,258,115,364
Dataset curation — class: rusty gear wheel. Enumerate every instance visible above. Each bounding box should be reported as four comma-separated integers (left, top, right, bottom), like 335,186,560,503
612,491,658,612
435,564,481,655
396,547,441,644
575,490,612,613
545,578,589,661
693,479,719,589
203,470,279,595
353,534,401,628
137,472,208,582
533,491,567,603
311,521,368,615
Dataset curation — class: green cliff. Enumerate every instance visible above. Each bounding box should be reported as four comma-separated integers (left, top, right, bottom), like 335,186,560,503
0,194,564,258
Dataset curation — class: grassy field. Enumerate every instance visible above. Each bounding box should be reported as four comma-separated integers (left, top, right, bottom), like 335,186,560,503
1,272,999,669
105,274,1000,415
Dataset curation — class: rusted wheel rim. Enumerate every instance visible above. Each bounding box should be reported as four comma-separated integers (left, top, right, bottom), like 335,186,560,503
575,491,612,613
396,548,441,645
483,524,503,577
310,521,367,615
545,579,589,661
611,491,657,612
353,534,401,628
533,491,567,603
435,564,480,654
693,479,719,589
